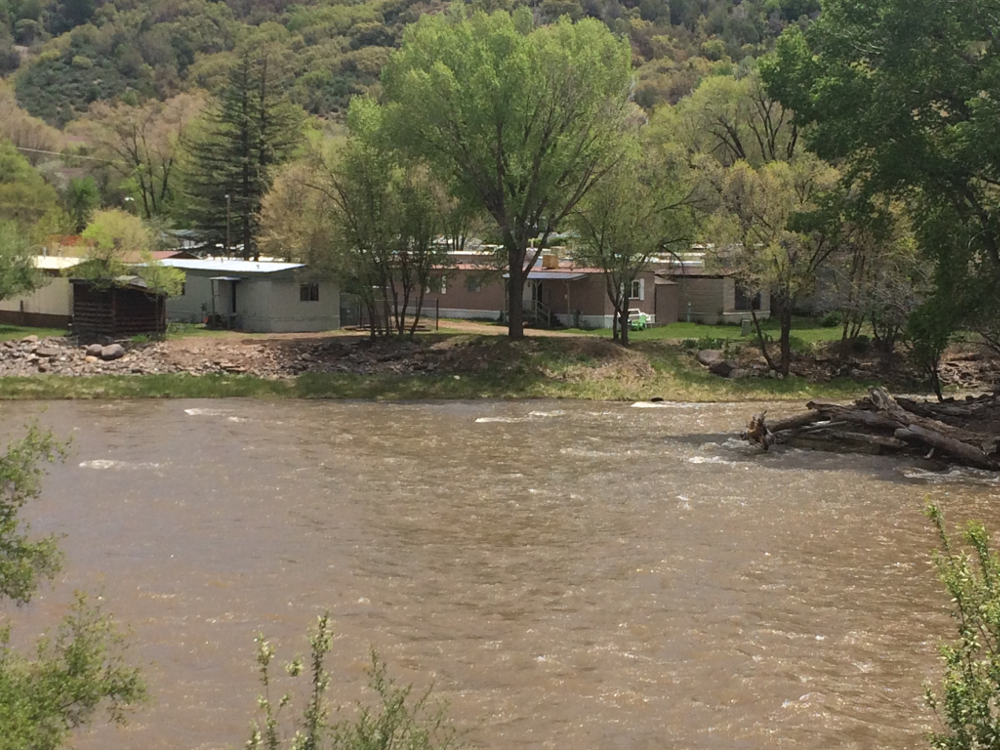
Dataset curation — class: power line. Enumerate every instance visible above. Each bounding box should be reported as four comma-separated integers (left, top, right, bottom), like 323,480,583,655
12,146,123,165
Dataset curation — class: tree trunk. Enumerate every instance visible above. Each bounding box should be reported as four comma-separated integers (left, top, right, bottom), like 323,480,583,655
381,288,393,339
507,255,525,340
365,300,378,339
619,301,629,347
741,388,1000,469
779,301,793,376
750,308,776,371
409,287,425,336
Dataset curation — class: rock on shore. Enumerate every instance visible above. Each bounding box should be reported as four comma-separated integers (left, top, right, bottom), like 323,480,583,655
0,334,484,379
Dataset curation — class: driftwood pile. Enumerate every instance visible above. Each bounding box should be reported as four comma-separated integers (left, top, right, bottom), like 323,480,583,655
742,387,1000,470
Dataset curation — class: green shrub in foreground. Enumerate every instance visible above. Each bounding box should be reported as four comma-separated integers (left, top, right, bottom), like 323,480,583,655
926,504,1000,749
247,614,462,750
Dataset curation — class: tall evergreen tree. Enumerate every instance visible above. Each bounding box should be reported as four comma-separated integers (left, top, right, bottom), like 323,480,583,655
185,50,303,260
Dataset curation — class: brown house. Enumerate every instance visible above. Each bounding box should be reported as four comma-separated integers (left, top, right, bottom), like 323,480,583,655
422,251,771,329
661,269,771,324
434,261,666,328
70,279,167,342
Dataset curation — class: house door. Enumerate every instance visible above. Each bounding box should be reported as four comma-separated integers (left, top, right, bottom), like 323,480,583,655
522,279,539,310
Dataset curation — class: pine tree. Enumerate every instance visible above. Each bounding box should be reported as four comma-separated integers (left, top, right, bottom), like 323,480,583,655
185,50,303,260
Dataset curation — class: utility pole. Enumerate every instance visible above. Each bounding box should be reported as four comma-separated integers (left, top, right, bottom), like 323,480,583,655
225,194,231,258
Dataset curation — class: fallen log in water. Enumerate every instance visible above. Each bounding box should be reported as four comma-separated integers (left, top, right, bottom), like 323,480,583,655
741,387,1000,469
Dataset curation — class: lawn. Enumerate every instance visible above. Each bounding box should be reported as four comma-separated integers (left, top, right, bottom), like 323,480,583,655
559,317,850,344
0,324,70,342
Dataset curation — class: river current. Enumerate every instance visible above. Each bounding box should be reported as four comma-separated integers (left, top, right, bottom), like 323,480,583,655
3,398,998,749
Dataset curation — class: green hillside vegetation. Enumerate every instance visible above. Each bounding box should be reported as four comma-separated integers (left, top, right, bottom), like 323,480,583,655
2,0,817,125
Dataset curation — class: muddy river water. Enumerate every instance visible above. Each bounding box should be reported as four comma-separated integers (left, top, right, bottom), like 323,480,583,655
4,398,1000,749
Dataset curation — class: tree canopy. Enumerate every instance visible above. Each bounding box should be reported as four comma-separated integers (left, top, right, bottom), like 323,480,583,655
0,221,41,303
77,208,185,295
381,8,634,337
762,0,1000,347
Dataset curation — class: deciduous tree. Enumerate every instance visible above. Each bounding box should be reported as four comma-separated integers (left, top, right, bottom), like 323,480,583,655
0,222,41,304
707,154,840,374
0,140,63,234
380,8,634,338
572,144,693,345
308,100,452,337
0,422,146,750
0,82,62,166
76,93,204,220
762,0,1000,353
77,208,184,296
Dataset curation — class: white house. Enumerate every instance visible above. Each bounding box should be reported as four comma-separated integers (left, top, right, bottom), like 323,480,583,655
0,256,84,327
159,259,339,333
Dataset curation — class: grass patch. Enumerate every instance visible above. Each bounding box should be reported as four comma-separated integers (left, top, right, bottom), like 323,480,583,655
560,317,852,344
0,370,877,402
0,336,882,402
0,325,70,342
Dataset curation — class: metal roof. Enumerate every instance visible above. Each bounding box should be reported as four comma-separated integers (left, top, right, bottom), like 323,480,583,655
35,256,85,271
502,271,587,281
159,259,305,274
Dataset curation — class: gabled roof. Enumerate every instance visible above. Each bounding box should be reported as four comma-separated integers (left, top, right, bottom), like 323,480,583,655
159,258,305,274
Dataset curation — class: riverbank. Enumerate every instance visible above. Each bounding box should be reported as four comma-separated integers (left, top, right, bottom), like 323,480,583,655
0,332,927,401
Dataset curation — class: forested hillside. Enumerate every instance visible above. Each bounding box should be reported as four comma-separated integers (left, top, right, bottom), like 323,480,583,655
0,0,817,126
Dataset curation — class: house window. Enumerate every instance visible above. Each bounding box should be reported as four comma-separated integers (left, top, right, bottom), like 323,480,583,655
465,276,481,293
734,286,761,311
300,283,320,302
425,278,447,295
629,279,645,301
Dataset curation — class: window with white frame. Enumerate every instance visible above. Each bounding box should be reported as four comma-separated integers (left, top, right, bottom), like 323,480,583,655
425,277,447,295
629,278,645,301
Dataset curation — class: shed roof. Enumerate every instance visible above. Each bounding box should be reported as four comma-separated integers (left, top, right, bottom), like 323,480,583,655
159,259,305,274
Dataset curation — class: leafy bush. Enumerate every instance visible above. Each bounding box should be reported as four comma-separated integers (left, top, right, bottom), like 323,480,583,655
925,505,1000,750
820,311,842,328
787,335,812,355
247,614,462,750
0,423,146,750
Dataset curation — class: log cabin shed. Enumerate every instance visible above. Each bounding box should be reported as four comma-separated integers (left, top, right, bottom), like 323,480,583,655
70,278,167,342
159,259,340,333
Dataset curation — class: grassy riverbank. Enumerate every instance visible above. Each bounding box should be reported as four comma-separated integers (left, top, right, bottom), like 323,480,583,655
0,324,70,342
0,336,885,402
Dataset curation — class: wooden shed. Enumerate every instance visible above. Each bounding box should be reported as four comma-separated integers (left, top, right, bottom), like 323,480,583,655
70,279,167,342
